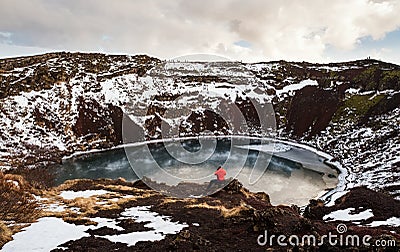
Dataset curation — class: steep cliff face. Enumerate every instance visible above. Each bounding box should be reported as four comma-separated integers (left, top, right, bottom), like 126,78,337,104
73,97,123,146
0,53,399,198
285,86,342,138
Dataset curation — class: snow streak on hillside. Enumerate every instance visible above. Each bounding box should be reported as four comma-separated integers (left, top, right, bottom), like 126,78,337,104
0,53,399,199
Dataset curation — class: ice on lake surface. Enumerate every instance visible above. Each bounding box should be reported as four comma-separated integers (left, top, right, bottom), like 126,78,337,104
57,137,340,205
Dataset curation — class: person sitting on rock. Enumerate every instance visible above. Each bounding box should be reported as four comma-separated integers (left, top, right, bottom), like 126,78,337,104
206,166,227,191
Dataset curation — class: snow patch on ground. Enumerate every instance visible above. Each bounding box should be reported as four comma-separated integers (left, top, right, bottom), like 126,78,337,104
90,217,124,231
276,79,318,96
366,217,400,227
2,206,188,250
103,206,188,246
1,217,92,252
323,208,374,222
59,189,111,200
45,204,66,212
324,191,349,207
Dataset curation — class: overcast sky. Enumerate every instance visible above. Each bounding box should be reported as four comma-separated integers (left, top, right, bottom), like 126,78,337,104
0,0,400,64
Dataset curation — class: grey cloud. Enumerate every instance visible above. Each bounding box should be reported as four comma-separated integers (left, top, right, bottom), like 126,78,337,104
0,0,399,62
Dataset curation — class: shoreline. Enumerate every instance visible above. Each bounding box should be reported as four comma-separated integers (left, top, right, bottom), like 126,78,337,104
60,135,348,205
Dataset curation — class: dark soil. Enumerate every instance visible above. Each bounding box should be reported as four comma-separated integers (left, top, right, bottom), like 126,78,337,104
306,187,400,223
50,179,400,251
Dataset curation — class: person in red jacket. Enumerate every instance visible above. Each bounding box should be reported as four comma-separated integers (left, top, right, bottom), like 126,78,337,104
206,166,227,190
214,166,226,181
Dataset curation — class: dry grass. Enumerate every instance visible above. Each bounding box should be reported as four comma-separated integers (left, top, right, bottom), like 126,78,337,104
160,198,196,205
0,172,41,223
7,165,56,189
65,197,100,215
37,179,151,219
0,221,12,248
0,171,42,249
102,184,136,192
62,216,97,226
0,176,160,248
186,200,250,218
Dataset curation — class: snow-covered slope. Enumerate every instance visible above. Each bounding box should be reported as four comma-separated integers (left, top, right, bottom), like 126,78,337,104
0,53,399,199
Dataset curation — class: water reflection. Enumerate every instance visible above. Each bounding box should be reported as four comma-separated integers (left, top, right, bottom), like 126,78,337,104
57,137,339,205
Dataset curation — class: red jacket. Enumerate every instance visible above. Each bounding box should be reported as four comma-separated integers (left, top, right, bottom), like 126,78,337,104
214,168,226,181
